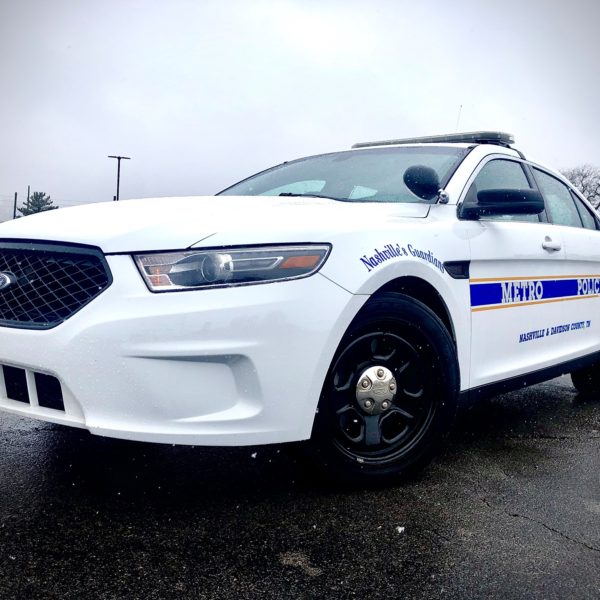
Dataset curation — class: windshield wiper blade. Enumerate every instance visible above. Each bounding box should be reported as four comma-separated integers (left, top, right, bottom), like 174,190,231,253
279,192,348,201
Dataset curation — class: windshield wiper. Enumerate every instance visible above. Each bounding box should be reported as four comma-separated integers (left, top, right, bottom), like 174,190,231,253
279,192,349,202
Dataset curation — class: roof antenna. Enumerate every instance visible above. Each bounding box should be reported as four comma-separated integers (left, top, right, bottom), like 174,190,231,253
455,104,463,133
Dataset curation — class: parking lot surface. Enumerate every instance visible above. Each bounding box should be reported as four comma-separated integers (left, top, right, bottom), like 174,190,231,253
0,376,598,600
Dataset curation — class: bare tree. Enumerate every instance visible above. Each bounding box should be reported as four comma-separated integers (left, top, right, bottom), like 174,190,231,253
561,164,600,208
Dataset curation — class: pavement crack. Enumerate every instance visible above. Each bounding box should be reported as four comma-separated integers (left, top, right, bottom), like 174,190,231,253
448,466,600,556
504,509,600,554
446,463,600,556
479,497,495,510
479,497,600,554
426,528,451,543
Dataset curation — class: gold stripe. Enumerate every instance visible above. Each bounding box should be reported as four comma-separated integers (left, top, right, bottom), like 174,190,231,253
470,274,600,283
472,294,599,312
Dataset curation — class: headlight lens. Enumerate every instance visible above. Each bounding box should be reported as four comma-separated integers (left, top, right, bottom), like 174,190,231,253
134,245,331,292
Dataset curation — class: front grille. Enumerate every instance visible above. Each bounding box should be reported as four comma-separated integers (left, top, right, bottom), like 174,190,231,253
0,241,112,329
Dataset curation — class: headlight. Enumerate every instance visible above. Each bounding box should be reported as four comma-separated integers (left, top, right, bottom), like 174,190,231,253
134,244,331,292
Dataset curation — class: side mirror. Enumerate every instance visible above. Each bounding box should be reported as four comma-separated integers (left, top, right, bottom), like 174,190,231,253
461,188,545,219
403,165,440,201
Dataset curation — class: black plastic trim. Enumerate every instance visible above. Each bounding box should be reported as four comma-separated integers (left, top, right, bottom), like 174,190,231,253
0,239,107,253
460,351,600,404
3,365,29,403
35,372,65,411
443,261,470,279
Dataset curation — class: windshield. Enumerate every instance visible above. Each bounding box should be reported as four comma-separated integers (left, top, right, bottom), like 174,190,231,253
218,146,469,203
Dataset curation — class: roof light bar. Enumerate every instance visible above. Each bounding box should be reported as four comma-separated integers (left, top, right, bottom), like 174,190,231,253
352,131,515,149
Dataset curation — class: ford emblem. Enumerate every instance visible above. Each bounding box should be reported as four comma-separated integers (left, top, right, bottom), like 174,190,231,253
0,272,16,291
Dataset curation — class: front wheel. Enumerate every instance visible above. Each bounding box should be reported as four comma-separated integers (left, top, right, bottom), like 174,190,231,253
309,293,459,485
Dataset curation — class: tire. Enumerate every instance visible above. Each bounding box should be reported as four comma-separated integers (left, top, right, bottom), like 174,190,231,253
571,364,600,399
309,292,459,485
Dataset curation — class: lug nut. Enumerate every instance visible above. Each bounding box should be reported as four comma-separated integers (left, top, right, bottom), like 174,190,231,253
389,383,396,392
361,378,370,389
364,399,373,408
377,368,385,378
382,401,390,410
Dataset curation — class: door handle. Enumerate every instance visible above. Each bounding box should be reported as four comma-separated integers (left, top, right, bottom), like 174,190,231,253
542,236,562,252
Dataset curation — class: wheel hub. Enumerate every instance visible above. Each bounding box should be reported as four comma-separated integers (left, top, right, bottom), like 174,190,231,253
355,365,396,415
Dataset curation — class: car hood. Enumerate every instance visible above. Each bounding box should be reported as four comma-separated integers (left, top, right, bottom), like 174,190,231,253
0,196,430,253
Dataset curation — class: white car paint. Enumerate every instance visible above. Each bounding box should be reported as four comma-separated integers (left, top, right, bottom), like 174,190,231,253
0,138,599,448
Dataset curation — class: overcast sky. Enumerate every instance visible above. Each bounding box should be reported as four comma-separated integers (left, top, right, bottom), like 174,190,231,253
1,0,599,220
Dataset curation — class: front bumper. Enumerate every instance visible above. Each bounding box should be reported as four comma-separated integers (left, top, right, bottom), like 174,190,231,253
0,254,364,445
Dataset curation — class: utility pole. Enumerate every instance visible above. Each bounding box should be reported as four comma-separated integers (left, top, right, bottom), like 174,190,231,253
12,193,17,219
108,155,131,201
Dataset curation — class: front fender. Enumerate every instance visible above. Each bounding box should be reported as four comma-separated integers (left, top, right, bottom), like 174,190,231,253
320,225,471,391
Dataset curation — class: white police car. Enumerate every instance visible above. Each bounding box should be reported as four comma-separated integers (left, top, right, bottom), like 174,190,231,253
1,131,599,483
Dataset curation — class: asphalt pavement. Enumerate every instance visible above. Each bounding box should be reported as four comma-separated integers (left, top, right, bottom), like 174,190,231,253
0,376,598,600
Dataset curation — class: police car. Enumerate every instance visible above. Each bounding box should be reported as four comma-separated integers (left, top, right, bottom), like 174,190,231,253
1,131,599,483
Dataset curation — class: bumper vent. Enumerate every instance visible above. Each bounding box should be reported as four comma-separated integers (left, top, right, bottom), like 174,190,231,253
3,365,28,403
1,365,64,411
0,241,112,329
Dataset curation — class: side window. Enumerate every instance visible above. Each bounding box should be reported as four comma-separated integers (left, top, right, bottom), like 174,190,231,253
475,159,531,191
572,192,598,230
533,168,582,228
462,159,539,222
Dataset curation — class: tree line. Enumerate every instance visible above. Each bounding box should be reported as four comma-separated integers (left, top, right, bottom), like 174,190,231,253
561,165,600,208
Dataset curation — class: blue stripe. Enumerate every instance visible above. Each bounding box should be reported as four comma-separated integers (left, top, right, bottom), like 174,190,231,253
470,278,600,308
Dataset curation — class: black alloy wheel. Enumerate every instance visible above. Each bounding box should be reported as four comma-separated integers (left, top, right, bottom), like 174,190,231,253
310,293,459,484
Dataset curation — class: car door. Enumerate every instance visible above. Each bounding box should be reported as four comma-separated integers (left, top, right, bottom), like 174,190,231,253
459,156,568,390
529,166,600,359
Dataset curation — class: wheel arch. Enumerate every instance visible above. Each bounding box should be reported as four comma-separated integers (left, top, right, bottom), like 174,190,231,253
367,276,457,344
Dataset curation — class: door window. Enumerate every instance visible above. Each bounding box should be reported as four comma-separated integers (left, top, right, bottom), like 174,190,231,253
462,159,539,222
571,192,598,230
533,168,582,228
